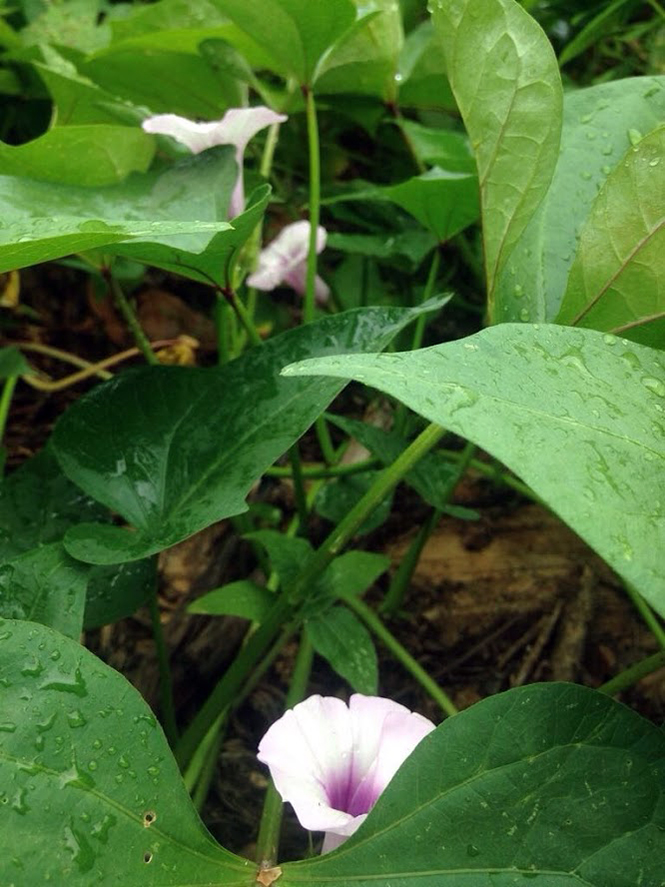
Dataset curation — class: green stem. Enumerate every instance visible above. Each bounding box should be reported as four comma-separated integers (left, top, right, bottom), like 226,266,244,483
383,441,476,614
346,594,457,717
107,272,158,365
598,649,665,696
255,635,314,866
315,415,336,465
175,422,446,770
624,584,665,650
224,287,263,349
192,723,224,812
215,295,233,364
147,582,178,746
260,121,281,178
303,87,321,325
382,507,440,615
266,457,379,480
289,444,310,534
411,249,441,351
183,712,225,794
0,375,18,470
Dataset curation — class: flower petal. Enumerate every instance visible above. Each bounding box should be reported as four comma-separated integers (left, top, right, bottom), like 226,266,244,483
142,107,286,216
257,693,436,848
257,695,357,832
247,221,327,292
141,114,225,154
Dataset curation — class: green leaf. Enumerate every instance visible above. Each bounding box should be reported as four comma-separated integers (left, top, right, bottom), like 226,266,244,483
431,0,562,310
319,550,390,601
384,168,479,242
0,346,30,378
32,49,134,126
315,471,393,535
557,125,665,347
329,414,477,517
397,119,475,172
245,531,313,593
0,447,155,630
20,0,110,52
0,544,88,638
307,605,378,694
0,148,235,275
396,20,456,111
188,579,274,622
84,560,155,630
326,172,479,243
495,76,665,325
80,41,244,118
280,683,665,886
0,618,252,885
327,230,437,265
53,303,443,565
210,0,357,85
282,324,665,617
0,125,154,186
314,0,404,101
114,184,271,289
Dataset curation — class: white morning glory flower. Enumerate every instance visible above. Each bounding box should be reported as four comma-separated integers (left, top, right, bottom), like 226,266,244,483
141,106,287,218
257,693,435,853
247,220,330,303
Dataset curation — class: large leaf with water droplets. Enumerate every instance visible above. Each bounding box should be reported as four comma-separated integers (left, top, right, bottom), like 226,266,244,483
282,324,665,617
52,303,444,566
0,618,253,885
495,76,665,327
280,683,665,886
557,126,665,348
430,0,562,312
0,148,235,276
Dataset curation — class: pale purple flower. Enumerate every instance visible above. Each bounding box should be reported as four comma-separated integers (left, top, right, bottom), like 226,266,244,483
257,694,435,853
247,220,330,302
142,107,286,217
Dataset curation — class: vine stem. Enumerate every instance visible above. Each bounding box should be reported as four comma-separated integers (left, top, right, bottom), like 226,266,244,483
147,580,178,747
175,422,446,770
105,271,158,365
0,375,18,471
598,649,665,696
303,86,321,325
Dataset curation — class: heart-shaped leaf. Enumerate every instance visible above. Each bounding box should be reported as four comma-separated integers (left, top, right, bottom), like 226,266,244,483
0,618,252,885
53,303,444,565
557,125,665,347
282,324,665,616
0,148,235,276
431,0,562,308
280,683,665,886
210,0,356,86
495,76,665,325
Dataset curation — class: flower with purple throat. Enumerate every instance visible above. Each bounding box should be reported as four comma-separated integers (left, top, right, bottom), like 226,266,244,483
247,220,330,303
141,106,286,218
257,694,435,853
